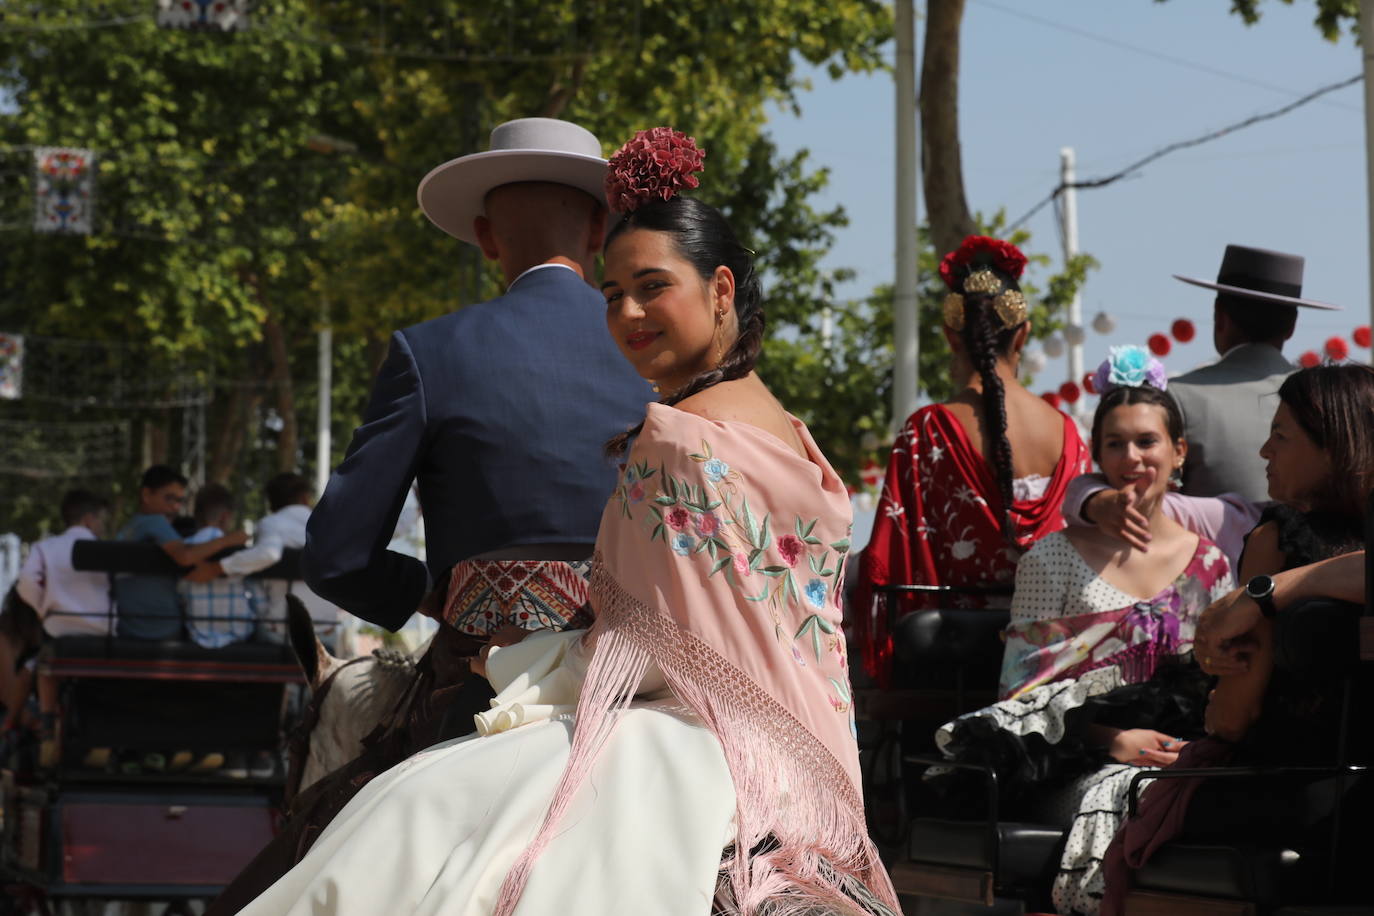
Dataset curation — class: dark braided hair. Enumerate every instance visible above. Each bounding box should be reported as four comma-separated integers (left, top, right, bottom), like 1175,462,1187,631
959,294,1024,545
604,196,764,457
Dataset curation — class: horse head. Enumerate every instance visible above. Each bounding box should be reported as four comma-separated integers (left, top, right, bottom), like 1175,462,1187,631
284,595,428,800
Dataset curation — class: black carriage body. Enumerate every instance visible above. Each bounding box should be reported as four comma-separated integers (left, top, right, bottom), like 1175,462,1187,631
2,541,307,904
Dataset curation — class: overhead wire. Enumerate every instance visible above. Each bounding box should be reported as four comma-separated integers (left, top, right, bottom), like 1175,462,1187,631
973,0,1362,113
1007,73,1363,233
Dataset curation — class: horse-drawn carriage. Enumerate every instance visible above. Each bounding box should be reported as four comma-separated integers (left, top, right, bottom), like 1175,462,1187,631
0,542,308,915
863,562,1372,916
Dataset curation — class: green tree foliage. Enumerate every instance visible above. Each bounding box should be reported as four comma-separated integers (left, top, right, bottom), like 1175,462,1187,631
765,214,1096,480
0,0,892,538
1155,0,1359,40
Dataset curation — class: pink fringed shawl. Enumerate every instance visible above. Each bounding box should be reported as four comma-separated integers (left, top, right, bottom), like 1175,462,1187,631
496,403,897,915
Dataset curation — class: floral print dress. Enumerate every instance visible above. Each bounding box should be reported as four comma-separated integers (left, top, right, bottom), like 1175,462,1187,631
936,531,1234,916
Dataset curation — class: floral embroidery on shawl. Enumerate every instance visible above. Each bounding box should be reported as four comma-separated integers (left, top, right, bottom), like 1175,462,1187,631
494,405,896,916
854,404,1091,686
616,437,854,717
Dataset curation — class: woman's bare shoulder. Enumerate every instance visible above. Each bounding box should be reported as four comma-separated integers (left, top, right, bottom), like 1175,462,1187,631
674,379,753,422
675,381,802,453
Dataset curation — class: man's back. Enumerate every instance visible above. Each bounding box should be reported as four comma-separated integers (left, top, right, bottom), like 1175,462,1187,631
113,513,184,640
17,526,111,636
1169,342,1293,502
221,504,340,644
306,265,652,627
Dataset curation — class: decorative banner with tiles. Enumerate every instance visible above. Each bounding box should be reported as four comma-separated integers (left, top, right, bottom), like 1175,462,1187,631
33,147,96,235
156,0,250,31
0,334,23,400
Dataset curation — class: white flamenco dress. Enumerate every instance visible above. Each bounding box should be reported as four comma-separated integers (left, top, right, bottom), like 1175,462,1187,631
240,629,738,916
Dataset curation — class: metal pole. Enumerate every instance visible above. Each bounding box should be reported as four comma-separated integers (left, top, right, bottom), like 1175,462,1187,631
316,299,332,497
1060,147,1085,417
1362,0,1374,344
893,0,920,432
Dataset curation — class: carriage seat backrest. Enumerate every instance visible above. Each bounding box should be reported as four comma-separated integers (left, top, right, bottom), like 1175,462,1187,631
893,608,1011,667
70,540,304,581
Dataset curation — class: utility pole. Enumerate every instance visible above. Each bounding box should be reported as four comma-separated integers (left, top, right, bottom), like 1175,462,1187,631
893,0,920,432
316,295,332,497
1362,0,1374,337
1059,147,1085,417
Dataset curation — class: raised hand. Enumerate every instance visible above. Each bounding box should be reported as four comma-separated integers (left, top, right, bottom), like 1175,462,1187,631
1084,467,1155,552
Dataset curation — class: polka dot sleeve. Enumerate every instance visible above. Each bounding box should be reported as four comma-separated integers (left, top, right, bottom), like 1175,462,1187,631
1010,533,1070,625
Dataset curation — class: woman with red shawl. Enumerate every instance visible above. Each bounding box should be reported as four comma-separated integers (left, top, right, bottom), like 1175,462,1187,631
853,237,1092,685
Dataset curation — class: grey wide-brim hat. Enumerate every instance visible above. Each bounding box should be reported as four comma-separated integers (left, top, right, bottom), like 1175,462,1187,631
1174,243,1340,310
417,117,607,245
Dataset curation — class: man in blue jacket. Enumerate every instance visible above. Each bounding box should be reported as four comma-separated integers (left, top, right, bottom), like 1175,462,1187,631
305,117,651,633
208,121,652,913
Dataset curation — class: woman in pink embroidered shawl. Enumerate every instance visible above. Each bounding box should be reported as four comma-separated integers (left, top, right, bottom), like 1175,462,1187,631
234,130,895,916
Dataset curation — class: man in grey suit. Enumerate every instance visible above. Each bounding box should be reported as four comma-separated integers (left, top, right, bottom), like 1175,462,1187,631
1169,244,1340,502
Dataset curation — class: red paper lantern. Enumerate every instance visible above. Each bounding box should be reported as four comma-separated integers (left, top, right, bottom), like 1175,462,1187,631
1058,381,1081,404
1147,333,1172,357
1171,319,1196,343
1041,392,1062,408
1298,350,1321,369
1082,373,1097,395
1325,336,1349,361
1355,325,1372,348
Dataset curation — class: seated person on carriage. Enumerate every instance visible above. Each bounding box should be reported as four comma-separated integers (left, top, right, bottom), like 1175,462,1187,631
180,483,261,650
189,472,343,652
114,465,246,641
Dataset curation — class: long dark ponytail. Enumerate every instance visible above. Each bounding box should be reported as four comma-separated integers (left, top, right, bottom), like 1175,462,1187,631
960,295,1024,545
604,196,764,457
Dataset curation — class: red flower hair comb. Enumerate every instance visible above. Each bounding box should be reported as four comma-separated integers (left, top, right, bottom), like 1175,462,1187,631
939,236,1030,332
605,127,706,213
938,235,1028,291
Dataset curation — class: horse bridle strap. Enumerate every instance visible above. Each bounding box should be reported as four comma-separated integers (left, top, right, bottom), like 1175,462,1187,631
283,655,377,807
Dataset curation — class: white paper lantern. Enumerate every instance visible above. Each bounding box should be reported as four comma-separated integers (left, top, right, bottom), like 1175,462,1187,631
1063,324,1085,346
1021,347,1047,375
854,491,877,514
1092,311,1116,335
1043,335,1065,359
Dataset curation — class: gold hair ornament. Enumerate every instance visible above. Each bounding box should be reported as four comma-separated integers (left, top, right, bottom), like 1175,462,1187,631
942,272,1029,332
993,289,1028,328
963,269,1001,294
942,293,967,331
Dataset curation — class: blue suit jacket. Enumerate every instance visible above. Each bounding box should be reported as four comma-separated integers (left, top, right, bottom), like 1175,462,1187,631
304,265,653,629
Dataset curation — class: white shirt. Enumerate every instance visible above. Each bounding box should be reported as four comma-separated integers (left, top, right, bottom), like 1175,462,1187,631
16,525,113,637
219,504,341,641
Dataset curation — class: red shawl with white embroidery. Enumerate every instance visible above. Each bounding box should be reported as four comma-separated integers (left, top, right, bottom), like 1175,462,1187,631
853,404,1091,685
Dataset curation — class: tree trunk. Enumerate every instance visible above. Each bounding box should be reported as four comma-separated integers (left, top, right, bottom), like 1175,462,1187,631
541,58,587,119
920,0,977,258
263,315,299,473
206,383,262,486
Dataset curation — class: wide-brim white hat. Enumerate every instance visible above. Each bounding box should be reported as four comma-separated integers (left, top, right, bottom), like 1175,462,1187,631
417,118,607,245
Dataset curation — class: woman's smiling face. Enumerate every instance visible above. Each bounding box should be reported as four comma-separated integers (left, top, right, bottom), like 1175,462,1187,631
601,227,732,395
1259,401,1333,508
1096,402,1185,501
